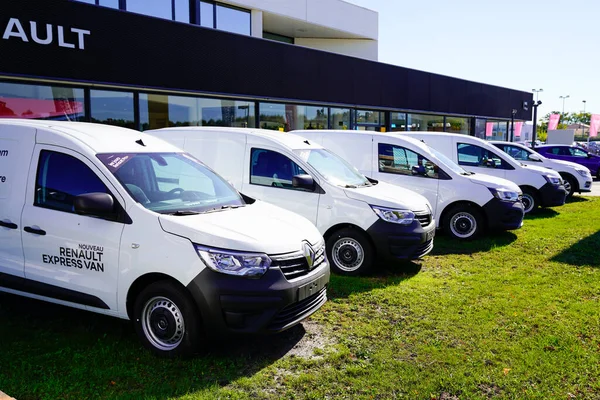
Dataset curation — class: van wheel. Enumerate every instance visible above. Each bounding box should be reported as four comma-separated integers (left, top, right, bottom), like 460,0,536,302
443,205,483,240
326,228,374,276
561,174,577,199
521,188,538,213
133,280,202,358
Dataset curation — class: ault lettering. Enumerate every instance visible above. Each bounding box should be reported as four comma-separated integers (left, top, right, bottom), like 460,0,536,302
2,18,90,50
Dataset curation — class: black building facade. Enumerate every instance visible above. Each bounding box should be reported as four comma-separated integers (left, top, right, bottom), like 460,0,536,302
0,0,533,139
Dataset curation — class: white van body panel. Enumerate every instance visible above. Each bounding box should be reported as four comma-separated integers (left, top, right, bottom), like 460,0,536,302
293,130,523,231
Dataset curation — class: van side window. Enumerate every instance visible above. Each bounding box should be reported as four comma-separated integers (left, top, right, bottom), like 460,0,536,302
378,143,440,179
570,148,588,157
499,145,529,161
250,148,308,190
457,143,508,169
35,150,110,213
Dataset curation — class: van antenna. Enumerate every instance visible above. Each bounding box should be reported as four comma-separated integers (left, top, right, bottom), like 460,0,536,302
304,140,310,145
136,139,146,146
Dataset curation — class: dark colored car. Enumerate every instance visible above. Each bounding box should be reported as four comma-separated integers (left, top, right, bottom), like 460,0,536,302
534,145,600,178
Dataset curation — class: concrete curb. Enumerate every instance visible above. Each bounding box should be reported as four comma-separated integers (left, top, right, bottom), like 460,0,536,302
0,391,15,400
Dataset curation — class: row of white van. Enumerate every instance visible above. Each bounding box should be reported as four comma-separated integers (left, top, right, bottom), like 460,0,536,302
0,119,568,357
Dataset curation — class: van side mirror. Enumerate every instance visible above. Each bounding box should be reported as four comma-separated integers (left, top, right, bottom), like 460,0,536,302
292,174,315,191
74,193,116,218
528,153,542,162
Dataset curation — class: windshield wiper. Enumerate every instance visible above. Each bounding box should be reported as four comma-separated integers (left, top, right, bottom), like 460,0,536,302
168,210,201,216
344,184,358,188
203,204,244,214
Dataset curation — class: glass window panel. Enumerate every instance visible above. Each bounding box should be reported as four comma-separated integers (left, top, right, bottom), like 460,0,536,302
90,90,134,129
303,106,327,130
485,121,508,141
329,108,350,130
457,143,506,169
200,1,214,27
263,32,294,44
76,0,96,4
407,114,444,132
35,150,109,213
175,0,190,22
127,0,172,20
390,112,407,132
474,118,487,139
0,82,85,121
140,94,254,131
496,145,530,161
250,148,307,190
216,5,250,35
99,0,119,8
446,117,470,135
378,143,439,179
570,148,588,157
356,110,381,125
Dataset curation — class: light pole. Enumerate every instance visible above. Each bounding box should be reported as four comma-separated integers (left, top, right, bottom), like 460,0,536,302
582,100,587,140
559,95,570,115
532,88,543,102
531,100,542,149
510,109,517,142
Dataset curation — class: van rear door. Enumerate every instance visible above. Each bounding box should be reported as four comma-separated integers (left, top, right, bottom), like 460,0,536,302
0,124,35,280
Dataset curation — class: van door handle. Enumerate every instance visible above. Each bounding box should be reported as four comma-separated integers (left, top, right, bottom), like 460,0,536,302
0,220,18,229
24,226,46,236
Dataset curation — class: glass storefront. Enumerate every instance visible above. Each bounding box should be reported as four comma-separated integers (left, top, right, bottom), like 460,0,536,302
329,108,350,130
355,109,385,131
90,90,135,128
485,121,508,141
446,117,470,135
127,0,173,20
216,4,251,35
407,113,445,132
139,94,255,130
0,82,85,121
390,112,407,132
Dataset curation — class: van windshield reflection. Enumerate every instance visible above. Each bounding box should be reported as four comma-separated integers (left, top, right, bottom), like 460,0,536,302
97,152,244,214
294,149,371,188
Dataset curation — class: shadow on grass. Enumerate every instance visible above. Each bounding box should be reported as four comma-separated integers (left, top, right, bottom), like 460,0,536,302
567,196,591,203
328,261,421,299
525,208,559,220
430,231,518,256
0,293,309,399
551,231,600,267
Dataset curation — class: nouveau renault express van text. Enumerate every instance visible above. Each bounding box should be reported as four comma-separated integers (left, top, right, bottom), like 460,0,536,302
0,120,329,357
147,127,436,276
294,130,525,240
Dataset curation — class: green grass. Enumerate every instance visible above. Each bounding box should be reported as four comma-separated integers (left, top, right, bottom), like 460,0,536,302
2,197,600,399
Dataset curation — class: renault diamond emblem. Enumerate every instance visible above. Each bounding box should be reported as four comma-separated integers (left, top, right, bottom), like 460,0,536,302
302,242,315,269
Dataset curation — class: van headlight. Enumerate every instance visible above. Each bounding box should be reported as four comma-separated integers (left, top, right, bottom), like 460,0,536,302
576,169,591,177
488,187,520,202
371,205,415,225
194,245,271,278
543,174,562,186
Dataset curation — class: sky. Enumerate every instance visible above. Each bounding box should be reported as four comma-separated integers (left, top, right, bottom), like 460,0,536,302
346,0,600,122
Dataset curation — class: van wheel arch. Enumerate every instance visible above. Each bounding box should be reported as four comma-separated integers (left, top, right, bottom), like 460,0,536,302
323,224,376,276
439,201,486,239
126,273,187,320
519,185,539,213
558,172,578,198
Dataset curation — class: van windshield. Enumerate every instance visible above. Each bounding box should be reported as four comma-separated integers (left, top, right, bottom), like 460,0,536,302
97,152,244,214
428,146,472,176
294,148,371,188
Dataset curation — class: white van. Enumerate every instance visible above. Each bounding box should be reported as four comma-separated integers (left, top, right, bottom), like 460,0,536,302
293,130,525,240
490,141,593,199
403,132,567,214
0,119,329,357
147,127,436,276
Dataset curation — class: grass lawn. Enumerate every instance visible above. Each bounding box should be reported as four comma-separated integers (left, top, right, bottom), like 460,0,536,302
1,197,599,399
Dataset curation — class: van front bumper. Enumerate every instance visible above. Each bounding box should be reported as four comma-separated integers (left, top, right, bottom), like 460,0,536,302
482,198,524,231
539,182,567,207
186,261,330,336
365,218,435,263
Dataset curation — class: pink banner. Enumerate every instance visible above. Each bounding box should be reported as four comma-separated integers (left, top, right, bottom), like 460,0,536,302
589,114,600,138
485,122,494,137
514,121,523,138
548,113,561,130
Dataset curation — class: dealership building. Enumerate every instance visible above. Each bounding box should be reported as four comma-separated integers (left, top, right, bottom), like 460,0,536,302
1,0,532,139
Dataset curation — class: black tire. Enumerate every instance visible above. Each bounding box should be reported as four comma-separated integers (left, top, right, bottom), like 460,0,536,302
442,204,484,240
560,174,577,199
326,228,374,276
133,280,203,358
521,187,539,214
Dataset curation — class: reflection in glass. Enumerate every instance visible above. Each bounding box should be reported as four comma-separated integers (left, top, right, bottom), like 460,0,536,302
330,108,350,130
390,112,407,132
127,0,172,19
474,118,487,139
139,94,255,130
90,90,135,128
216,4,251,35
407,113,444,131
0,82,85,121
200,1,214,27
258,103,327,131
446,117,470,135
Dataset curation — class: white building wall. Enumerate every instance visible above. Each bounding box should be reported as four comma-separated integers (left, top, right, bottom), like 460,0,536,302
295,38,378,61
251,10,263,37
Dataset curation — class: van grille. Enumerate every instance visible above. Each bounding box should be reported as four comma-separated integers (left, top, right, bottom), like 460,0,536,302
415,211,432,227
271,242,326,280
267,286,327,331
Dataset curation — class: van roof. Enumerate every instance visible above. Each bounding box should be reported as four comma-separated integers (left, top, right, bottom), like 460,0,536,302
152,127,323,150
0,119,180,153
